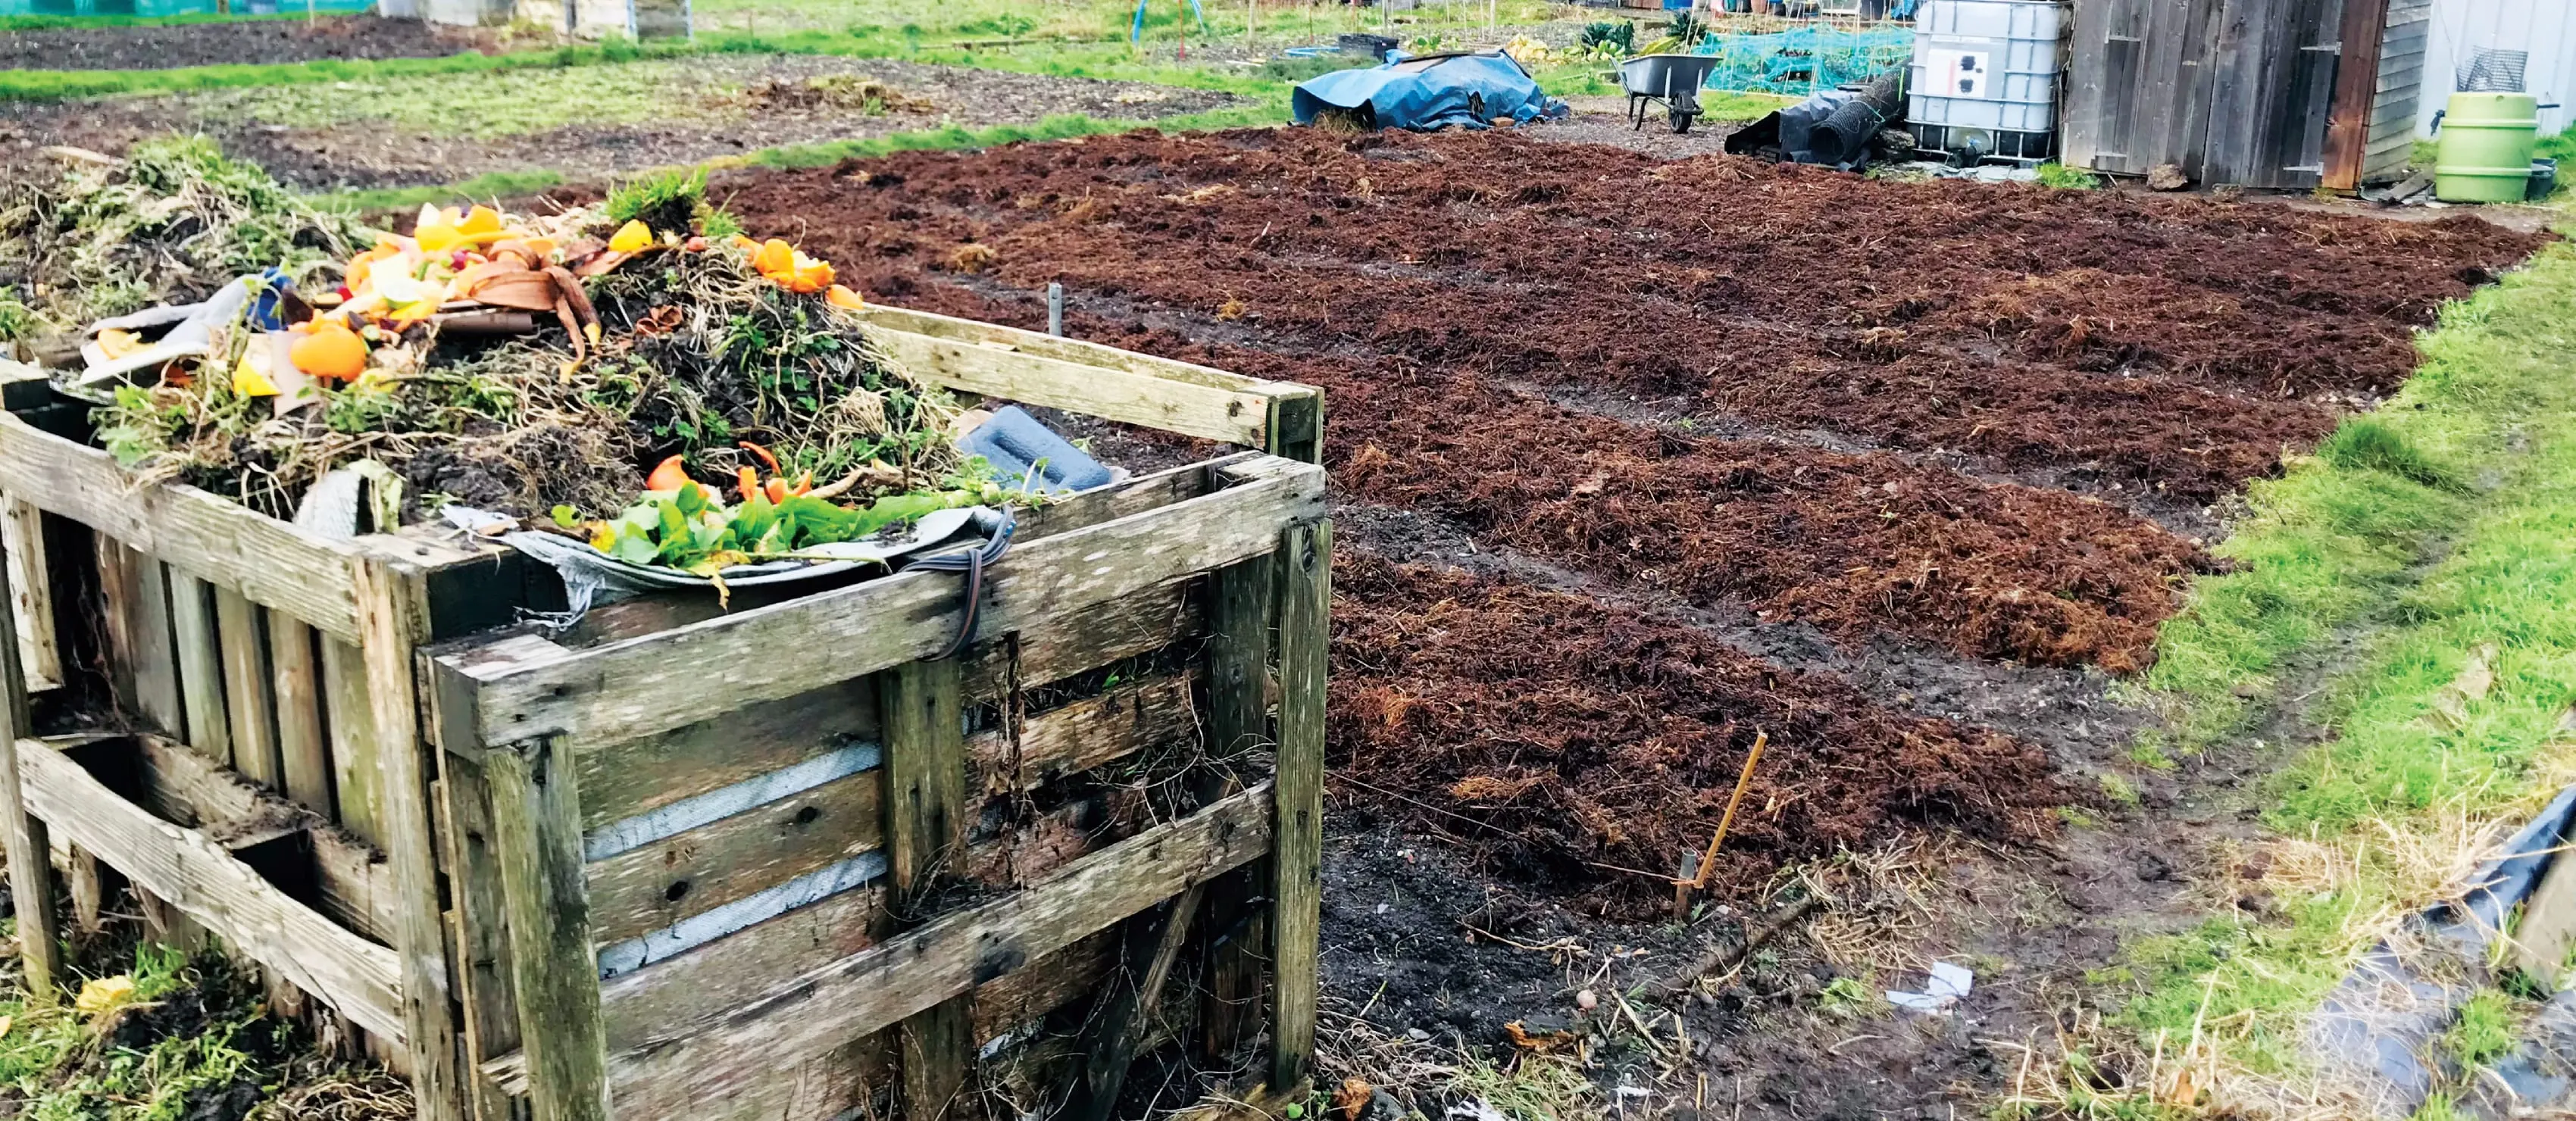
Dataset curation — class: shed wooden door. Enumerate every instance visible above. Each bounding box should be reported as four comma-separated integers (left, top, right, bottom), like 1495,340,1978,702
2067,0,2356,188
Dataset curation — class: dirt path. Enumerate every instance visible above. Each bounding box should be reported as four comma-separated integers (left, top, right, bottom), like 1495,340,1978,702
0,14,514,71
705,128,2549,1116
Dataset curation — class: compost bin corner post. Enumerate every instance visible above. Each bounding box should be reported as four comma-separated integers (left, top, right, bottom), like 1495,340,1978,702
485,734,610,1121
1268,517,1330,1092
880,656,978,1121
0,526,60,1004
352,552,469,1121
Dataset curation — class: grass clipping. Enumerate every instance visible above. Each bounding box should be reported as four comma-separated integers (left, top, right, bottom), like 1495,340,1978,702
0,136,368,342
72,160,968,532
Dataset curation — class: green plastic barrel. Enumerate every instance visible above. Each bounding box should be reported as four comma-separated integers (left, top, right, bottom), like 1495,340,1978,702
2436,92,2542,204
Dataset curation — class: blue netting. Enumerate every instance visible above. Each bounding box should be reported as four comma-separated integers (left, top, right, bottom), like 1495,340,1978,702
1687,23,1915,96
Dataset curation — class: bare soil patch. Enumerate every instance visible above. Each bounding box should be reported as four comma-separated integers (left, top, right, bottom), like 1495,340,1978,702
0,13,511,71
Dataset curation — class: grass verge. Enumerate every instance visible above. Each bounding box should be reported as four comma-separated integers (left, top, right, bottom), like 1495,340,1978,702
2041,230,2576,1113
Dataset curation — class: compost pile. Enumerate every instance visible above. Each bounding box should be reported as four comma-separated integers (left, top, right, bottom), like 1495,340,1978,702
8,148,986,564
0,138,370,342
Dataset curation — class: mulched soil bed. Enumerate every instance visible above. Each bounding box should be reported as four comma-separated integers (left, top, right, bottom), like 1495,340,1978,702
1330,552,2068,917
0,14,508,71
706,126,2548,910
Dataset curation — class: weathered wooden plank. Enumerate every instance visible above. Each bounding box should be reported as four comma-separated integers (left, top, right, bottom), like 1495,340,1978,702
596,881,886,1054
93,532,139,708
586,766,885,947
270,614,333,817
4,498,59,690
0,414,364,642
966,672,1197,795
350,555,464,1120
486,738,610,1121
855,304,1307,398
17,738,404,1038
453,458,1324,754
130,555,186,735
123,735,398,941
436,751,524,1121
168,573,234,768
1199,541,1275,1060
589,783,1274,1118
2513,848,2576,982
214,586,283,790
881,656,975,1121
1068,885,1201,1121
0,526,55,1001
866,326,1274,451
577,677,877,830
2325,0,2394,188
320,638,383,845
1268,520,1328,1090
960,583,1198,703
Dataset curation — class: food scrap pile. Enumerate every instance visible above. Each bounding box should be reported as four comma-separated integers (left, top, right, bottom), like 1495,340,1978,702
9,148,1011,573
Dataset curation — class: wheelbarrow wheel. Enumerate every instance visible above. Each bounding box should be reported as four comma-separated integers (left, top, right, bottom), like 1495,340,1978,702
1670,106,1699,134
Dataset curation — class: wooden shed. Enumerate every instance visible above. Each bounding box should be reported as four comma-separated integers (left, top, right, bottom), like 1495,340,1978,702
2064,0,2428,189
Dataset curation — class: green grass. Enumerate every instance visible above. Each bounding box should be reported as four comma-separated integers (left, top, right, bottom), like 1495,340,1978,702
2095,233,2576,1091
689,0,1569,44
2441,988,2521,1072
2037,162,2101,189
0,38,699,101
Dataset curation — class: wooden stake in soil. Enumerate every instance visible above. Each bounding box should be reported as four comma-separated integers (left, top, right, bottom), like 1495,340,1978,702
1671,730,1767,919
0,526,58,1004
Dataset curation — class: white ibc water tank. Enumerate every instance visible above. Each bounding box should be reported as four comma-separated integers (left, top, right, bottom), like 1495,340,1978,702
1908,0,2065,160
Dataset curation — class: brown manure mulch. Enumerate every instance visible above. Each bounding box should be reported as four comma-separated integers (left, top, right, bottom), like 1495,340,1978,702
1330,554,2068,917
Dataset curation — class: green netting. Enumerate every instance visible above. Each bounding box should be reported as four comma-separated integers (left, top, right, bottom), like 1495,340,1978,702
1688,24,1915,96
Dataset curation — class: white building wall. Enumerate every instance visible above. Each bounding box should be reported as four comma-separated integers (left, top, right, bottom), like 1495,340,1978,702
2420,0,2576,136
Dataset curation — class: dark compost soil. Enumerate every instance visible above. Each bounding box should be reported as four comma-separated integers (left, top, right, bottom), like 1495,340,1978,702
0,14,509,71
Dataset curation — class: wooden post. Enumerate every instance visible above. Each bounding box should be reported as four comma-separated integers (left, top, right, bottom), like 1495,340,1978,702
1264,391,1324,466
170,574,234,767
352,555,466,1121
439,751,524,1121
320,637,383,844
1198,546,1275,1060
130,557,186,735
486,737,608,1121
1268,520,1328,1091
215,586,282,790
0,527,59,1004
270,614,333,816
881,657,976,1121
3,498,59,692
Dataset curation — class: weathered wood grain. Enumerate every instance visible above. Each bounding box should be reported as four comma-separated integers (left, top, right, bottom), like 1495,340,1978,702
595,784,1274,1118
882,657,976,1121
3,498,59,690
487,738,609,1121
270,614,332,816
127,551,186,735
1268,520,1329,1089
123,735,397,941
435,751,524,1121
17,738,403,1038
584,766,884,948
1199,542,1275,1059
0,537,55,1000
168,573,234,768
214,586,282,790
457,458,1323,753
866,327,1272,449
320,638,383,845
350,555,464,1119
0,413,364,642
965,671,1197,795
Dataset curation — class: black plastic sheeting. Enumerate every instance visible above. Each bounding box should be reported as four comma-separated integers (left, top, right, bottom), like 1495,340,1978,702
2309,785,2576,1117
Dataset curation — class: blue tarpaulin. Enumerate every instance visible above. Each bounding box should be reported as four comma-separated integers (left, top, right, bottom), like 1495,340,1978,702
1291,51,1566,132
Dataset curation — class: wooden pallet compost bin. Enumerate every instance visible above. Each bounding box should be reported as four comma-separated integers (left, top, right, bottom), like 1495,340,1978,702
0,304,1329,1121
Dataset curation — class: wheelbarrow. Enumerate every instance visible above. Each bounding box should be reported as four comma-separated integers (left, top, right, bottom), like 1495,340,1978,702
1620,53,1724,134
